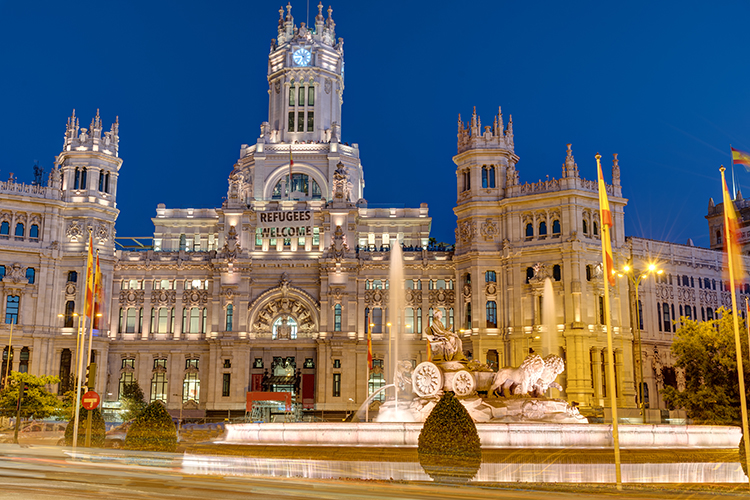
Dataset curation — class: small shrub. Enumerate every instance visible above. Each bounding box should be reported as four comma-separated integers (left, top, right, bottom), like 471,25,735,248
418,391,481,483
124,401,177,452
64,408,106,447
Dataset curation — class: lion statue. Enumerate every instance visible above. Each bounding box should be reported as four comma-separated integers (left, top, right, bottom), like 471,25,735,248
490,354,545,397
530,354,565,397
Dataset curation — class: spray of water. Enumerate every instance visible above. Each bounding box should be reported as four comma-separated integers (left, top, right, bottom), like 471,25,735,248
388,240,405,406
542,278,557,358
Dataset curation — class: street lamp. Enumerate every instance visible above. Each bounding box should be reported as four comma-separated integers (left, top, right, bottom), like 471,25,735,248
618,262,662,419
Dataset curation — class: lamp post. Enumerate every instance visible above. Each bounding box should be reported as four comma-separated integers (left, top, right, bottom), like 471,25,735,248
618,263,662,419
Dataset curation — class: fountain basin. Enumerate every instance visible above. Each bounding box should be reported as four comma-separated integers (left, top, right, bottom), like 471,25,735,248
221,422,741,450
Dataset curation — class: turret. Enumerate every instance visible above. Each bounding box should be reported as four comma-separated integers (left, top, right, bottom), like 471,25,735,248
266,2,344,144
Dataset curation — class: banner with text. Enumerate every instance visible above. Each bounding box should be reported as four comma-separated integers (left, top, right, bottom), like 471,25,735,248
257,210,313,239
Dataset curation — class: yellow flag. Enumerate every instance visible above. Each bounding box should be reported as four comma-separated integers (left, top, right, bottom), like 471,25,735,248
597,156,616,287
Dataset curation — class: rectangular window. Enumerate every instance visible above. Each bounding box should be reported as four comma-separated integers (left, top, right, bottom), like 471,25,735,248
185,358,199,370
313,227,320,246
121,358,135,369
288,112,295,131
304,358,315,368
289,86,295,106
222,373,231,397
332,373,341,397
118,372,134,399
308,86,314,106
307,112,314,131
298,86,305,106
405,307,414,334
598,296,605,325
5,295,19,324
297,112,304,131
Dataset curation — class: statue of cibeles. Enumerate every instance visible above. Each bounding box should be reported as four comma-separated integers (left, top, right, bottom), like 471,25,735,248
424,309,465,361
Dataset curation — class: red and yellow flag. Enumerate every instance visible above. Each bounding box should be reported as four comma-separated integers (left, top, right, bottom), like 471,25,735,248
84,233,95,318
597,155,616,287
732,147,750,169
366,322,373,370
721,168,745,285
93,251,104,329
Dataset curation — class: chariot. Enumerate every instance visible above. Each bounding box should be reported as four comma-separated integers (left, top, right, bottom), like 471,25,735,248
411,360,495,397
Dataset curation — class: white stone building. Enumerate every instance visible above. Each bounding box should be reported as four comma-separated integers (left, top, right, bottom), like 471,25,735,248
0,3,744,422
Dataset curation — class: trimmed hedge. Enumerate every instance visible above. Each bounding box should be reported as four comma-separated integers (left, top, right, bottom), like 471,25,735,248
124,401,177,452
64,408,106,447
418,391,481,483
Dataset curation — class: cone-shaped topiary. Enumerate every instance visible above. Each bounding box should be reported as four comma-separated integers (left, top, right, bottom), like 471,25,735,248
418,391,481,483
64,408,106,447
124,401,177,452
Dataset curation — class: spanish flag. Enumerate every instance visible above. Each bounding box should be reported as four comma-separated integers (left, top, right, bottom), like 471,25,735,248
93,251,104,329
84,233,95,318
367,322,373,370
721,167,745,285
596,155,616,287
731,146,750,170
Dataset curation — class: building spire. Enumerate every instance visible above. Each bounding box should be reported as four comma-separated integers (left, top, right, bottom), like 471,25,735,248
612,153,620,188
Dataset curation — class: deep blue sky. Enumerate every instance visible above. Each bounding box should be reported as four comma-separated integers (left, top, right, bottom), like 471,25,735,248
2,1,749,247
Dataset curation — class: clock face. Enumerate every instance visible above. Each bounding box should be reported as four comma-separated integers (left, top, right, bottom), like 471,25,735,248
293,48,311,67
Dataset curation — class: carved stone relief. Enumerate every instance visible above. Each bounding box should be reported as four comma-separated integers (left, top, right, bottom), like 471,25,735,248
429,289,455,307
364,289,388,307
183,289,208,307
66,220,83,242
480,218,499,241
405,289,422,306
152,289,176,306
119,289,144,307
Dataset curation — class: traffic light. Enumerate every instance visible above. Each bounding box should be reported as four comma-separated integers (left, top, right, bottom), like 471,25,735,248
85,362,97,389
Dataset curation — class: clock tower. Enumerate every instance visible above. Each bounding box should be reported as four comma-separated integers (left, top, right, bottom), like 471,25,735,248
265,2,344,144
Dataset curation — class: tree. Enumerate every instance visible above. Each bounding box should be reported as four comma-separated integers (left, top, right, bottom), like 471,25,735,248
120,380,146,421
64,408,106,447
418,391,482,483
0,372,60,420
125,401,177,452
662,307,750,425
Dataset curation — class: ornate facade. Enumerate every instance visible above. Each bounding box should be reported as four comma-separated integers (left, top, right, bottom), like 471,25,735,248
0,3,741,422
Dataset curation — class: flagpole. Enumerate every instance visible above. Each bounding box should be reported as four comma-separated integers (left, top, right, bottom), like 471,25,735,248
731,145,738,200
596,154,622,490
365,321,372,423
72,232,92,449
720,166,750,483
289,144,293,200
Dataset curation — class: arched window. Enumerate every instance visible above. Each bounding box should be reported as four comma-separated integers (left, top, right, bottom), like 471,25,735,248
465,303,472,330
98,170,105,191
662,302,671,332
489,165,496,188
0,221,8,235
183,373,200,403
179,234,187,251
526,267,534,284
593,222,599,236
552,220,561,234
525,223,533,238
226,304,233,332
74,168,80,189
272,315,298,339
25,268,35,284
485,270,496,283
553,264,561,281
272,173,322,200
334,304,342,331
150,373,168,403
707,307,714,320
582,219,588,234
371,307,383,333
684,305,692,321
19,347,29,373
539,221,547,236
28,224,39,239
63,300,75,327
67,271,77,282
14,223,24,237
0,266,5,281
482,165,488,188
80,167,87,189
125,308,138,333
716,230,722,244
5,295,19,324
105,172,110,193
486,301,497,328
58,349,72,394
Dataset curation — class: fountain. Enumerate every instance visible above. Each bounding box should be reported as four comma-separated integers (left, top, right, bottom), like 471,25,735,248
215,253,747,484
374,240,417,422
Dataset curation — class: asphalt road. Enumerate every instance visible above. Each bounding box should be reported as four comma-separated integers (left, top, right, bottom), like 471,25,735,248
0,444,748,500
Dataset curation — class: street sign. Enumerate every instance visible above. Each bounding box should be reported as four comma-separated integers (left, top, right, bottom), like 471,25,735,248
82,390,100,410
